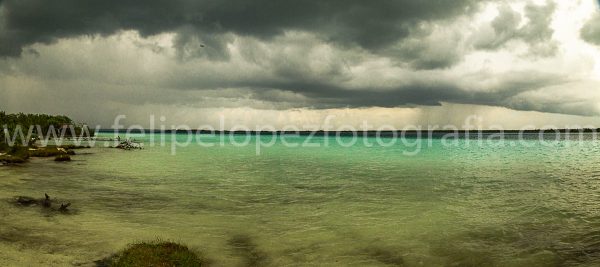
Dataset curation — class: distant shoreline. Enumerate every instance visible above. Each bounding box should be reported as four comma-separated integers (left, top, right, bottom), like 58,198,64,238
98,128,600,136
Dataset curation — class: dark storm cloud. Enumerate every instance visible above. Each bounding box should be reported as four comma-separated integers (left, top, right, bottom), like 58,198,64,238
245,72,568,112
0,0,486,57
386,25,465,70
163,67,567,114
2,0,595,120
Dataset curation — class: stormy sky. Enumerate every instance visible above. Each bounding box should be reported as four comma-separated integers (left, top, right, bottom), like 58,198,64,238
1,0,600,129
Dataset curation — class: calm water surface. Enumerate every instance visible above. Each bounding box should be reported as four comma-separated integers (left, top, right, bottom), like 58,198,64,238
1,134,600,266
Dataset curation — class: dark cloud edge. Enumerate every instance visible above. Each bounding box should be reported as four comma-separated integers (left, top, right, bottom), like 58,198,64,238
0,0,491,58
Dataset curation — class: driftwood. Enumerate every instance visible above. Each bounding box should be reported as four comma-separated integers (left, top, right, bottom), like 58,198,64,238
43,193,51,207
16,196,37,206
59,203,71,211
14,193,72,213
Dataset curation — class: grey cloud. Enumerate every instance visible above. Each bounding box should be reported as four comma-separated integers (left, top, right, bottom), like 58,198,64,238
582,14,600,45
261,72,567,111
387,25,466,69
474,2,557,56
519,1,558,57
173,69,568,114
38,71,569,114
172,28,233,61
506,96,600,117
520,2,556,43
155,34,568,113
0,25,581,116
475,4,522,50
0,0,488,57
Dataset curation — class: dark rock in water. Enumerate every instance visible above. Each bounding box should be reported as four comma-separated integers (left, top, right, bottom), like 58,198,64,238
28,147,66,158
54,154,71,162
362,247,405,266
0,155,26,164
59,144,90,150
93,256,114,267
115,140,142,150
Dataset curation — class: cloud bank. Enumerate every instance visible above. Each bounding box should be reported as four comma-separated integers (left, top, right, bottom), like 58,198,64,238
1,0,600,128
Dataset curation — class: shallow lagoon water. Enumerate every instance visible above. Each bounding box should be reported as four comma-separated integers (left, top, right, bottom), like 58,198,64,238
2,133,600,266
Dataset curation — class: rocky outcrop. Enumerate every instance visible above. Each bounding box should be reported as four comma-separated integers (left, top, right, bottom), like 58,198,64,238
115,140,143,150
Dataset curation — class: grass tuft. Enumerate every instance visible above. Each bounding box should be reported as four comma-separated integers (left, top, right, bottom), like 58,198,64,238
107,241,205,267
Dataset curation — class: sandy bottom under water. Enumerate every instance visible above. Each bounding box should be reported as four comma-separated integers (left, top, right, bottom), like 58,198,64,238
1,137,600,266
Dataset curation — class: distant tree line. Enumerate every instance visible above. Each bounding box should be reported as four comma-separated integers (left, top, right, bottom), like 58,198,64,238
0,111,91,147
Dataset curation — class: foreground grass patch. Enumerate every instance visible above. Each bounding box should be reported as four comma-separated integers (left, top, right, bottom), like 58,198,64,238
105,241,205,267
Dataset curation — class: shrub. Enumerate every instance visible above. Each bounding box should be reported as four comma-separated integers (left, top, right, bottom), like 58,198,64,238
0,145,29,164
9,146,30,160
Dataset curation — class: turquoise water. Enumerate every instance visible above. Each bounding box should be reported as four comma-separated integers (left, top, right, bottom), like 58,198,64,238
2,133,600,266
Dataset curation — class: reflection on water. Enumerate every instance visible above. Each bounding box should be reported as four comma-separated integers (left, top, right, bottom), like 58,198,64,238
1,134,600,266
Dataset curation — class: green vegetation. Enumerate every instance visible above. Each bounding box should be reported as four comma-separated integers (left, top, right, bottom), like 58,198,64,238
0,145,29,164
0,111,92,144
0,154,27,164
105,241,205,267
0,111,92,164
7,145,29,159
0,111,73,142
